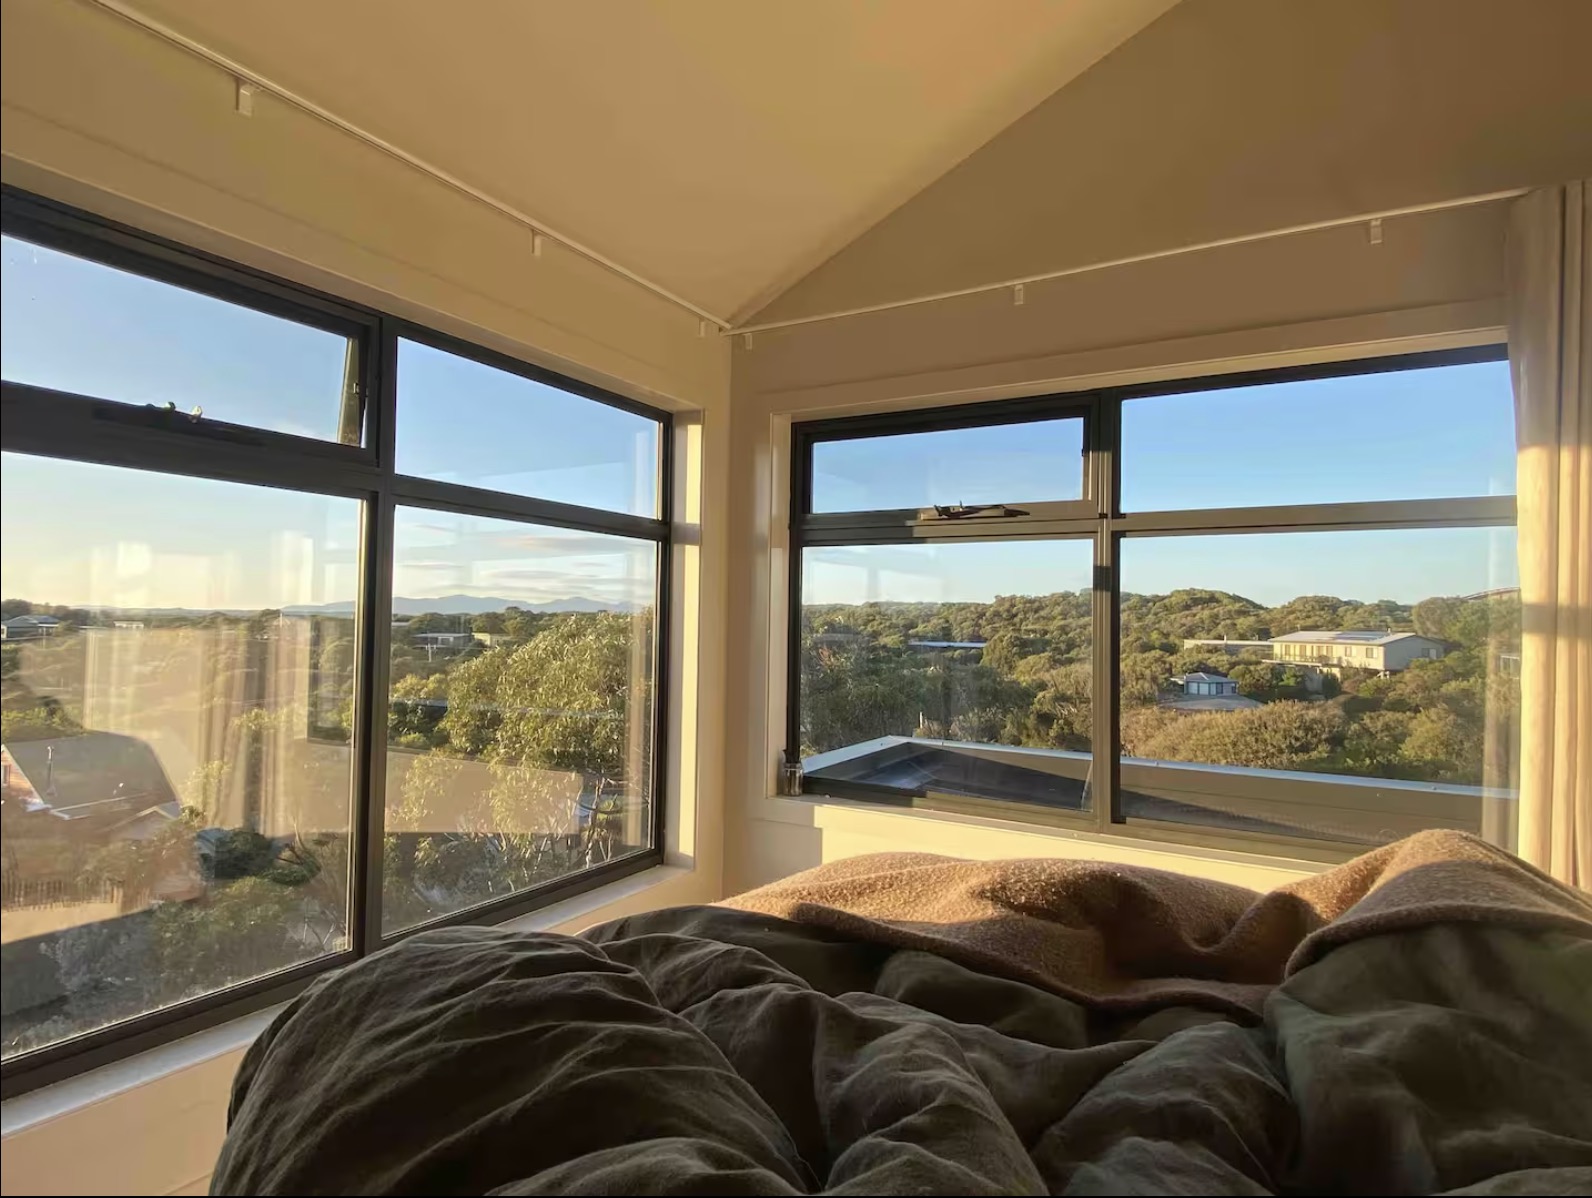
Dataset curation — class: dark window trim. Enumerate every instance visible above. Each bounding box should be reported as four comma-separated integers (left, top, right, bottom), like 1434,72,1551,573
0,187,675,1097
788,344,1514,853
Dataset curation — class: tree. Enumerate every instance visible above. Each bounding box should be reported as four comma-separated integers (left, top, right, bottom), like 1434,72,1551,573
1130,701,1344,771
443,612,646,781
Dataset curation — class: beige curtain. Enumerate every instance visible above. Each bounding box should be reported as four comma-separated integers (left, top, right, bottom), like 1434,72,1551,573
1507,181,1590,889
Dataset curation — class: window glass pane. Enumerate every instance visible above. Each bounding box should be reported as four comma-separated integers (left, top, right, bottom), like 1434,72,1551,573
1,236,360,444
1,454,360,1059
801,540,1093,811
811,417,1083,513
395,339,660,516
1121,359,1515,511
1117,527,1519,847
382,508,657,934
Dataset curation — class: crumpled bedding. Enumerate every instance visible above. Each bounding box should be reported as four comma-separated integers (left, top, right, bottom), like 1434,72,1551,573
212,832,1592,1195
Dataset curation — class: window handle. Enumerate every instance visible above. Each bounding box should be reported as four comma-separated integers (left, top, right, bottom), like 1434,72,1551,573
923,502,1030,520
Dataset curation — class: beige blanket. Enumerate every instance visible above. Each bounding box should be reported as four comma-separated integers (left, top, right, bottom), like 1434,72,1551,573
722,829,1592,1017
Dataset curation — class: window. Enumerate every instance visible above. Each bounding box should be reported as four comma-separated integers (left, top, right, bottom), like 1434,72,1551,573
382,510,658,934
395,338,661,516
0,190,670,1091
1,457,360,1057
800,540,1093,812
1120,358,1515,510
2,236,363,445
790,348,1517,855
1118,528,1518,846
810,415,1085,513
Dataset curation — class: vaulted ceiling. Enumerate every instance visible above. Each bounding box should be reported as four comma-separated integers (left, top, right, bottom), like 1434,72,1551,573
102,0,1592,327
127,0,1178,324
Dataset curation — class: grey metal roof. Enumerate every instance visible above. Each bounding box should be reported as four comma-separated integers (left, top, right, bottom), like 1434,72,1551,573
1270,630,1435,645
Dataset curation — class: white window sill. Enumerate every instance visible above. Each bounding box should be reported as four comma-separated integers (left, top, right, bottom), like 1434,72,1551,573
759,790,1330,881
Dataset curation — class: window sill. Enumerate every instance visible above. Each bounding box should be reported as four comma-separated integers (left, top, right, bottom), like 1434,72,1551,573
757,790,1330,885
0,862,695,1136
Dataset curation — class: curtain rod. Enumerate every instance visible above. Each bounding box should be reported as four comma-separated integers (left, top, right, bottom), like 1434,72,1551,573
730,187,1530,338
83,0,737,331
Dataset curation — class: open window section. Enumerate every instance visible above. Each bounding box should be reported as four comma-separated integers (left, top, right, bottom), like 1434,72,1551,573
800,540,1094,813
1,454,361,1061
381,509,659,935
1121,355,1516,511
1,234,363,445
810,415,1085,514
1117,527,1520,848
395,338,662,518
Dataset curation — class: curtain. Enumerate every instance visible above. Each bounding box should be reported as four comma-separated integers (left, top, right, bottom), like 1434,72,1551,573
1507,181,1590,889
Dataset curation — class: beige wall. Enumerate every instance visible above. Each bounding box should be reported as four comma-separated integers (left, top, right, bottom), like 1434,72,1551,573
724,199,1512,897
1,3,729,1193
756,0,1592,322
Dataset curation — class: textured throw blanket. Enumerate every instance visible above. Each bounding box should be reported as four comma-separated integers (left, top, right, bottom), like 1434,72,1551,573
213,831,1592,1195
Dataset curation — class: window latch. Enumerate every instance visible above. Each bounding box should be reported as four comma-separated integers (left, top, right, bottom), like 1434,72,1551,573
923,502,1030,521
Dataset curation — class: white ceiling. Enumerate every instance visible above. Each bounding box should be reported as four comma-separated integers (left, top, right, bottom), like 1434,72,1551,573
128,0,1179,323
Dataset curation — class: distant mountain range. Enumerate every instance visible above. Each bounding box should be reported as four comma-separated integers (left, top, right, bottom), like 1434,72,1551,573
44,595,641,619
285,595,642,617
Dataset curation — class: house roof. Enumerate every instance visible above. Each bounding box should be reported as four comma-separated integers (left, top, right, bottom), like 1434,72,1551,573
4,732,179,816
1271,631,1438,646
1175,672,1232,683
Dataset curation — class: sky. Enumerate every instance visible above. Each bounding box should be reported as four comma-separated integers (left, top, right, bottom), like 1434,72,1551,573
807,359,1517,607
2,233,1517,612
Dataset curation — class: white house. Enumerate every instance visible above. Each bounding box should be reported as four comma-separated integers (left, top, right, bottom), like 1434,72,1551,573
1269,631,1445,672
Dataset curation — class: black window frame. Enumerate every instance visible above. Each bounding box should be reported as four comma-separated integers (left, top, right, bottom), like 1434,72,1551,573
788,344,1516,861
0,187,672,1096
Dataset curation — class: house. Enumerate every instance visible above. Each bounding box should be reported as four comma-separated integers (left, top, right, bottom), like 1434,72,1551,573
1164,672,1261,712
1174,672,1240,698
411,631,476,652
1269,631,1445,672
1,615,61,640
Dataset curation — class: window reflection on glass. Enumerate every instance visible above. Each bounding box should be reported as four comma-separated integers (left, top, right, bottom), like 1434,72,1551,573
810,417,1084,513
0,454,360,1059
1116,527,1520,846
381,508,657,934
800,540,1094,812
394,339,661,517
1121,359,1516,511
0,236,361,444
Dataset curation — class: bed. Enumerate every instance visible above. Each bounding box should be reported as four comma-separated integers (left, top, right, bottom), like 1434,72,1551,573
211,830,1592,1195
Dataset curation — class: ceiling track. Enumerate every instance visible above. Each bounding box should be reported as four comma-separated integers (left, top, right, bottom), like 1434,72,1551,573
729,187,1530,338
81,0,737,331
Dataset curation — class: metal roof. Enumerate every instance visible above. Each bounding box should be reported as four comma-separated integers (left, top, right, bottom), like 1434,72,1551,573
1270,630,1435,645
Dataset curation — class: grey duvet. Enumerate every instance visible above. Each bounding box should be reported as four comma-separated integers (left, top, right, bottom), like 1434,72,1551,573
212,832,1592,1195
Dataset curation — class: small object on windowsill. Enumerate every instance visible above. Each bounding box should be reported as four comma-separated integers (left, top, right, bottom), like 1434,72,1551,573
779,751,805,796
920,502,1031,521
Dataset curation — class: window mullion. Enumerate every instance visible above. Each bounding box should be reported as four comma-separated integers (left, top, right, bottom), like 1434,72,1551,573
352,325,399,957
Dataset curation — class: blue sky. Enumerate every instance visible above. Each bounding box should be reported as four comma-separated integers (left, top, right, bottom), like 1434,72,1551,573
2,234,1517,611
